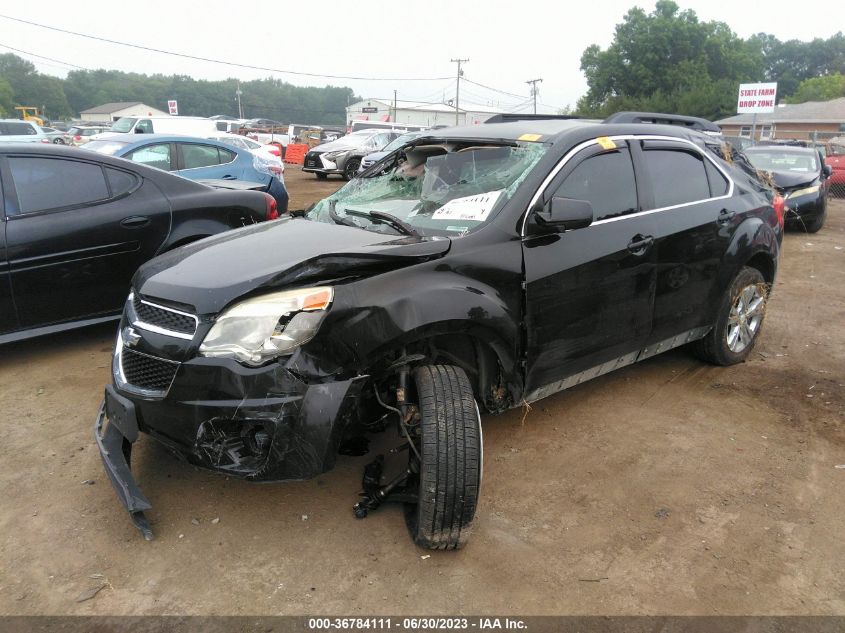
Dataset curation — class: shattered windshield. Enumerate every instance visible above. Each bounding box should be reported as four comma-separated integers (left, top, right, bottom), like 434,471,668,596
307,141,547,237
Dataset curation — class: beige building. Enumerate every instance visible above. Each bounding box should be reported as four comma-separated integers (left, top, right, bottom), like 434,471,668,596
716,97,845,142
79,102,169,123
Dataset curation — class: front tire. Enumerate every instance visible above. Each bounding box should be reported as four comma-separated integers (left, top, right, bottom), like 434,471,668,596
315,172,327,180
802,207,826,233
406,365,481,550
343,158,361,181
693,266,768,365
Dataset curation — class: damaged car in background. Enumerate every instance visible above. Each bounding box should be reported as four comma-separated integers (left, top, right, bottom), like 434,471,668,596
96,113,783,549
743,144,831,233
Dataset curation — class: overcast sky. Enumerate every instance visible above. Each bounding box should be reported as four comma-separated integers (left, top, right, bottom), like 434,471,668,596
0,0,840,115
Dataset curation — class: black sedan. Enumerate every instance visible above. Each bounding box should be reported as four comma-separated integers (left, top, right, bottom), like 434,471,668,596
0,144,279,343
744,145,832,233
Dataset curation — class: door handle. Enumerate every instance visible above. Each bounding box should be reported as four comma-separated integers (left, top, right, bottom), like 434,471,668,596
627,234,654,254
221,174,237,180
717,208,736,224
121,216,151,228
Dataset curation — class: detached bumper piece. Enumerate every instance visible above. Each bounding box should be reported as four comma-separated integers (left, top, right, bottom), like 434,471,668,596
94,385,154,541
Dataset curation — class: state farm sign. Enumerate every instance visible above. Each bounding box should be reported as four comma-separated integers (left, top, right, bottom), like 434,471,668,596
737,83,777,114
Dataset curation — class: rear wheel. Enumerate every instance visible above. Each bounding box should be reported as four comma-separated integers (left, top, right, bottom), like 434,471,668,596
406,365,481,550
53,137,65,144
693,266,768,365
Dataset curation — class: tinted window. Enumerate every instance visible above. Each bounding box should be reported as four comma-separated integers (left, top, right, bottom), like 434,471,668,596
1,122,37,136
644,149,711,208
8,157,108,214
553,147,638,221
182,144,224,169
106,168,139,197
704,160,729,196
126,144,171,170
218,147,236,164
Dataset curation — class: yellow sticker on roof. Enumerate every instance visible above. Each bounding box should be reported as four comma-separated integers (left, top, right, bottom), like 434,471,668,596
596,136,617,149
518,133,543,142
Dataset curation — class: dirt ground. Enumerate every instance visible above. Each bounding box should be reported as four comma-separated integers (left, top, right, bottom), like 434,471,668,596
0,167,843,616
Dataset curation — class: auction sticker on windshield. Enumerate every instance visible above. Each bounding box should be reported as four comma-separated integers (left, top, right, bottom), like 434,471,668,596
431,190,504,222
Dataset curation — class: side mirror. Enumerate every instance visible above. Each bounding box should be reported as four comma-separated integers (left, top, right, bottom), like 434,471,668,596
534,196,594,231
823,165,833,178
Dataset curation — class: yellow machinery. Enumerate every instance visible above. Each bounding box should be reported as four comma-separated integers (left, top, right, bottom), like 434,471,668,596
14,106,45,126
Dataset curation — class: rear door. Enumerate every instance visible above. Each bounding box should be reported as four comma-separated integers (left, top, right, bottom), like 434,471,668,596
2,154,171,328
522,139,658,399
175,143,244,181
634,139,735,343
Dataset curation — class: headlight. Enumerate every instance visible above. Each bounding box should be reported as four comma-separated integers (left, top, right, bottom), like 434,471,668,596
786,184,820,199
199,287,333,366
323,150,348,160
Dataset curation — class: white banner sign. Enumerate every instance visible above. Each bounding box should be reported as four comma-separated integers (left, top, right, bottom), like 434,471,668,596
736,83,777,114
167,100,178,115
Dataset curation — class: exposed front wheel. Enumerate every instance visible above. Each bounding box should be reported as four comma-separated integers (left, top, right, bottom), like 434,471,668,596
315,172,327,180
406,365,482,550
802,208,826,233
693,266,769,365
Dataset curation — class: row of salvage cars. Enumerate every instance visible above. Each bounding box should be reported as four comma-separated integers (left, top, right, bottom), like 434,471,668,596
0,111,830,549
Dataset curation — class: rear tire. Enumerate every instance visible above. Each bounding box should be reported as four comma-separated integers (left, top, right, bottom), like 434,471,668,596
406,365,481,550
693,266,768,366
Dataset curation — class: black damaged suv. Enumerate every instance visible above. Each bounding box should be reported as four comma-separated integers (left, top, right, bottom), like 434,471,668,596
97,113,783,549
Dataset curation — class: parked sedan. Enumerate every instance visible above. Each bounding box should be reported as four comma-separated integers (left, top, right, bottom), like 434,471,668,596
64,124,111,146
303,129,397,180
207,133,283,166
825,142,845,196
744,145,831,232
0,144,279,343
86,134,288,212
39,126,67,144
358,130,429,173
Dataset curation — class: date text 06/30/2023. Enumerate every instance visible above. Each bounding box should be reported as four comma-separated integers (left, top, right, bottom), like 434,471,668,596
307,617,528,630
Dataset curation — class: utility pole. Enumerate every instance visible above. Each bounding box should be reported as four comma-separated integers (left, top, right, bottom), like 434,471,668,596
236,81,244,119
526,78,543,114
393,89,397,123
451,58,468,125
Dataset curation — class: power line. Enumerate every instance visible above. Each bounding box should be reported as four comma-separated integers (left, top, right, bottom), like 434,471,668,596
0,42,86,69
0,14,453,82
462,77,527,100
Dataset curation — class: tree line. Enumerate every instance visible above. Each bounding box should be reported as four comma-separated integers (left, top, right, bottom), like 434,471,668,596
0,53,357,125
1,2,844,125
577,0,845,119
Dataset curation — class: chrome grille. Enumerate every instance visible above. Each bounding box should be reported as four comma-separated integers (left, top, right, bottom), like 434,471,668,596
120,348,179,393
132,294,197,338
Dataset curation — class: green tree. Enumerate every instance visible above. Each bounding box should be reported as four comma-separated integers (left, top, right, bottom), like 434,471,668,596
577,1,763,119
750,32,845,98
0,77,14,116
784,73,845,103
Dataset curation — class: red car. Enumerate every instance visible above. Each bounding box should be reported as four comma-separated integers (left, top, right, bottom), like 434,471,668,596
826,143,845,196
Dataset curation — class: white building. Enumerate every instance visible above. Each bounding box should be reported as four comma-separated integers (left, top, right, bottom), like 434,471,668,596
79,102,169,123
346,99,507,128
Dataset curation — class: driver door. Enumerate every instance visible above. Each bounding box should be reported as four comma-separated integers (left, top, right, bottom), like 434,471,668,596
522,140,658,399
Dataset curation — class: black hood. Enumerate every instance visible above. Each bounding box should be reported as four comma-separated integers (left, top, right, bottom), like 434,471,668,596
769,170,820,191
134,217,451,314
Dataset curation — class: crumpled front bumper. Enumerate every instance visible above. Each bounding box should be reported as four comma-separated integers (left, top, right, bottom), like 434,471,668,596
95,367,367,540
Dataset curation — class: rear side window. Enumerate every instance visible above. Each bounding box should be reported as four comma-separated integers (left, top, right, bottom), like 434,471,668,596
8,157,109,214
182,144,226,169
105,168,139,197
643,148,711,208
126,143,172,170
552,147,638,221
704,160,729,196
1,122,37,136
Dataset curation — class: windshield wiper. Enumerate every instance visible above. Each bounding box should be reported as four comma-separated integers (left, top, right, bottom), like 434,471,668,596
328,200,359,228
341,207,421,238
